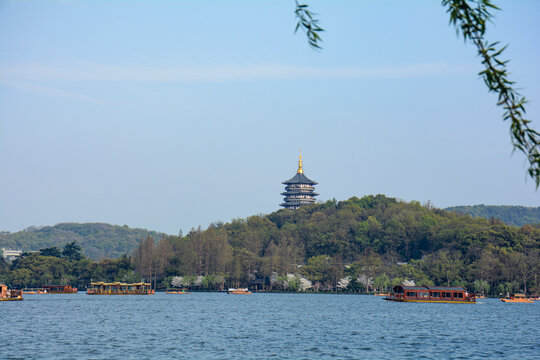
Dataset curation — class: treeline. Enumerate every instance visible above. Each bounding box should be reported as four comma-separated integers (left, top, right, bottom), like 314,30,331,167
446,204,540,227
1,195,539,295
0,223,164,260
0,241,136,289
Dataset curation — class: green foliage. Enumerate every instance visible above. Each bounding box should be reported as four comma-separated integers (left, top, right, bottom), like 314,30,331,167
62,241,83,261
39,247,62,258
373,273,390,292
446,205,540,227
5,251,135,289
301,255,333,284
0,223,165,260
294,1,324,49
2,195,539,294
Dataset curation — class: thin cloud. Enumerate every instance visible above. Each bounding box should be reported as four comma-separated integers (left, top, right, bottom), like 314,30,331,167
0,62,474,83
0,78,101,102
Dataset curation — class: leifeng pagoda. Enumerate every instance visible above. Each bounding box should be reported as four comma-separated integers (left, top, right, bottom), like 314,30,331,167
280,152,318,209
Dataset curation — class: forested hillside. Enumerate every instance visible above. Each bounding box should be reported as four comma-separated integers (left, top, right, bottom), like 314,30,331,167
446,205,540,227
2,196,539,295
0,223,164,259
129,195,538,295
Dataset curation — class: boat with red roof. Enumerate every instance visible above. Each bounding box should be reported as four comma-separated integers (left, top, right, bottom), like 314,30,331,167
385,285,476,304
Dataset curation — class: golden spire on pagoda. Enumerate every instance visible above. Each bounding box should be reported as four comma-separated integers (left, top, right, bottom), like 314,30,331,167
298,148,303,174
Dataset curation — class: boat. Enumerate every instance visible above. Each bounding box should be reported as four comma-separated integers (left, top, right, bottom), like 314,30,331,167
0,284,23,301
384,285,476,303
87,282,154,295
500,293,534,303
374,293,389,296
42,285,78,294
227,288,252,294
165,289,190,294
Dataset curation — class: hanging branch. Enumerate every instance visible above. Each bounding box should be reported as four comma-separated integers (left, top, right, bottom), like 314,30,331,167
445,0,539,186
294,0,539,187
294,1,324,49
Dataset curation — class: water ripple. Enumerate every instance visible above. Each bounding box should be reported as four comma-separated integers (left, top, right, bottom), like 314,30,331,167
1,293,538,359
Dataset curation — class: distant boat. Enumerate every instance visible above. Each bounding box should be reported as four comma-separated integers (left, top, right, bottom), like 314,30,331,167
384,285,476,303
87,282,154,295
500,294,533,303
165,289,190,294
227,288,252,294
42,285,78,294
0,284,23,301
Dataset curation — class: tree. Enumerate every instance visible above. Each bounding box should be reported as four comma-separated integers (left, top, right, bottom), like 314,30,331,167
373,273,390,292
295,1,539,186
133,236,155,285
301,255,333,290
40,247,62,258
62,241,83,261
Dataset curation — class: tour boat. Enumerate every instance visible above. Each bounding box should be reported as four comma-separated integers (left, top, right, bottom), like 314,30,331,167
165,289,190,294
385,285,476,303
87,282,154,295
500,294,534,303
0,284,23,301
227,288,252,294
42,285,78,294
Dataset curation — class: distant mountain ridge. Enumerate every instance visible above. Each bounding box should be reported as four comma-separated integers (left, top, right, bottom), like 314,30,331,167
445,205,540,227
0,223,165,260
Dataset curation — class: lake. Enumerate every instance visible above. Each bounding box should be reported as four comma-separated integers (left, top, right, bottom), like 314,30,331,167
2,293,538,359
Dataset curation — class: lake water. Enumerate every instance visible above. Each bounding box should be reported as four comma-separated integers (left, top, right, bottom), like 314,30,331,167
1,293,538,359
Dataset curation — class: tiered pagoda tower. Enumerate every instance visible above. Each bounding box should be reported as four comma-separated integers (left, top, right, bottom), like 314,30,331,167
280,151,318,209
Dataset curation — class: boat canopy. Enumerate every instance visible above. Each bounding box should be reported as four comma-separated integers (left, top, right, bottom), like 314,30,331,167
393,286,467,292
90,282,151,286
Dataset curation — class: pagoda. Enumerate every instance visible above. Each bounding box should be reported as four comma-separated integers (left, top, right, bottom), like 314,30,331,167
280,151,318,209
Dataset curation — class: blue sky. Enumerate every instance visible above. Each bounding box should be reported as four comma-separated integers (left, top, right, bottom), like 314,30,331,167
1,0,539,235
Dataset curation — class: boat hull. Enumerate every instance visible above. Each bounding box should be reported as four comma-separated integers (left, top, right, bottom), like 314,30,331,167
384,298,475,304
500,298,533,303
87,292,153,295
0,297,23,301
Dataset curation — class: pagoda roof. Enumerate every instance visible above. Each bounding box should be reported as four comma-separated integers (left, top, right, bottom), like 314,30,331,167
282,172,317,185
281,191,319,196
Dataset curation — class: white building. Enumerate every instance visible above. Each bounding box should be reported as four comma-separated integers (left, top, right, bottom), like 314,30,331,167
1,248,23,261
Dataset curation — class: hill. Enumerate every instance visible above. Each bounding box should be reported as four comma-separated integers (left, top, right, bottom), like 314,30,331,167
445,205,540,227
2,196,539,295
0,223,165,260
135,195,537,294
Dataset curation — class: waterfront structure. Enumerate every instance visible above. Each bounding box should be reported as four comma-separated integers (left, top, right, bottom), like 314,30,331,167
280,151,318,209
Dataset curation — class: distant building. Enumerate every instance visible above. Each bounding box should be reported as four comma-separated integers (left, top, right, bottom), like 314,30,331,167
1,248,23,261
280,151,318,209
